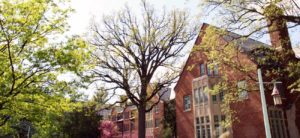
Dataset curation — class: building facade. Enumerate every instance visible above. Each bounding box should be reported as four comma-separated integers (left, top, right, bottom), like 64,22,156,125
175,23,300,138
103,88,172,138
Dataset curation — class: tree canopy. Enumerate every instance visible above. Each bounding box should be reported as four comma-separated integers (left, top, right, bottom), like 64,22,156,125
0,0,92,136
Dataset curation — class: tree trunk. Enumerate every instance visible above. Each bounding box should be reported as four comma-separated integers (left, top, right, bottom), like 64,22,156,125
138,106,146,138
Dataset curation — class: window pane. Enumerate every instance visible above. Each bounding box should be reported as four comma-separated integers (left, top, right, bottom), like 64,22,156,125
200,64,205,76
203,87,208,103
212,95,217,103
206,116,210,123
196,126,201,138
194,89,199,104
215,124,220,138
219,91,224,102
207,125,211,138
213,65,218,75
155,105,159,113
155,119,159,127
238,80,248,99
131,120,135,130
207,65,212,76
201,125,206,138
196,117,200,125
201,117,204,124
221,115,226,122
184,95,191,110
198,88,202,103
214,115,219,122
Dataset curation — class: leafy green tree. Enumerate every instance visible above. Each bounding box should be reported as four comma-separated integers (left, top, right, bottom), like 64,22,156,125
0,0,92,136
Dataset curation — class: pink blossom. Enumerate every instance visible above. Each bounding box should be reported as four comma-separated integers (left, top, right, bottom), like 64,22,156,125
99,120,118,138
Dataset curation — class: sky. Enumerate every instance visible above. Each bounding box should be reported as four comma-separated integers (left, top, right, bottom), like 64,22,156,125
67,0,300,99
68,0,200,36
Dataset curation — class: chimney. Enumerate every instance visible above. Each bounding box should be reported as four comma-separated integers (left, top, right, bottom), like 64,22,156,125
264,4,293,52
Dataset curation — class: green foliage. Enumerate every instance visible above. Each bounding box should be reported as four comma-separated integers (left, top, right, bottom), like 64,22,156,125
161,100,176,138
61,102,102,138
161,126,172,138
0,0,92,137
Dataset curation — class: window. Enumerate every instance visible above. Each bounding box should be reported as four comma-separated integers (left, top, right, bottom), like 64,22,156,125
200,117,204,124
196,117,200,125
155,118,160,128
130,119,135,130
206,116,210,123
214,115,226,137
146,120,153,128
213,65,218,75
207,125,211,138
117,113,123,120
194,88,200,104
219,91,224,102
198,88,203,103
196,116,211,138
201,125,206,138
200,64,205,76
215,124,220,137
154,105,159,113
184,95,191,111
221,115,226,121
221,115,226,132
207,65,212,76
269,108,287,138
124,123,130,131
196,126,201,138
117,122,123,132
146,110,152,118
112,115,117,121
238,80,248,99
203,87,208,103
212,95,217,103
214,115,220,137
124,112,130,119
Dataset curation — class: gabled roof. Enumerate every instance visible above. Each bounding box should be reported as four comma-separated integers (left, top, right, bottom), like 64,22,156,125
174,23,271,91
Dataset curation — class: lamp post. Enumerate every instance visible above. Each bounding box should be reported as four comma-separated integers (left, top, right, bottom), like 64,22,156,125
257,69,272,138
257,69,283,138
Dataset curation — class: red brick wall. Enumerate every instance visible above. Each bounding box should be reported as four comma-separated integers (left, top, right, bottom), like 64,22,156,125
175,23,269,138
174,39,209,138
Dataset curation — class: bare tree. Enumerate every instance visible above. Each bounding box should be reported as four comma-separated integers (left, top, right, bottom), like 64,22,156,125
89,1,197,137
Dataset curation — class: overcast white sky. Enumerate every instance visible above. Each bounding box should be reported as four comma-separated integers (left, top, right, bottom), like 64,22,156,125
68,0,200,35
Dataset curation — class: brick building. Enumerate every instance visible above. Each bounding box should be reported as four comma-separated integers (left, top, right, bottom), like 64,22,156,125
175,23,300,138
103,88,172,138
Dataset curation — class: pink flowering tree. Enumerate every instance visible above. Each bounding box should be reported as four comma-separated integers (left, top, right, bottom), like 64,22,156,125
99,120,118,138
